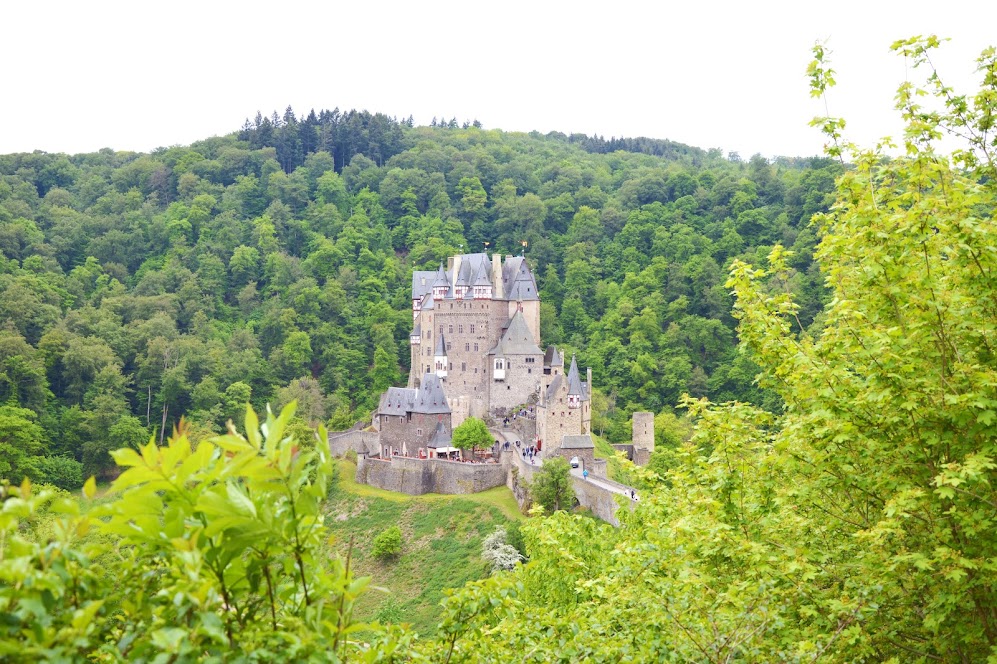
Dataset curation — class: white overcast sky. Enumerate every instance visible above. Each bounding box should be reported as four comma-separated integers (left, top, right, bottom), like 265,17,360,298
2,1,994,159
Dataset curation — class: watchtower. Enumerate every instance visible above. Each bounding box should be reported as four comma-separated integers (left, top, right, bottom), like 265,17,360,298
632,411,654,465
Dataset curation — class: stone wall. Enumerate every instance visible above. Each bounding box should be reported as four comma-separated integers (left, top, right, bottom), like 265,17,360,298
510,417,536,446
355,456,507,496
507,448,629,525
451,395,469,430
329,430,379,457
488,353,542,411
572,476,633,526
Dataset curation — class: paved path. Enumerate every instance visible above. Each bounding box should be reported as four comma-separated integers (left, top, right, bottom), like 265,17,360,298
571,466,638,501
494,427,639,502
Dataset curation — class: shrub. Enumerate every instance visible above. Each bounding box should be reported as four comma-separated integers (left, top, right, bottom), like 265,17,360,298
481,527,524,572
36,455,84,491
373,525,403,559
505,521,528,560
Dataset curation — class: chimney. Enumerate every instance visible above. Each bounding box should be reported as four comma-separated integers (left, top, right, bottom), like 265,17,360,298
447,256,454,273
492,253,504,299
587,367,592,390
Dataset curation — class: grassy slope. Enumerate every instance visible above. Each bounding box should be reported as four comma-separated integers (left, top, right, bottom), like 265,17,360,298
325,460,523,635
592,433,631,483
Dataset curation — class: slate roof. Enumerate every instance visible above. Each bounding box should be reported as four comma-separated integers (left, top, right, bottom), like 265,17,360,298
545,374,563,403
411,322,421,337
377,373,451,416
378,387,417,417
472,264,492,286
457,253,491,286
488,310,542,356
412,271,436,300
412,373,450,414
409,253,537,302
544,345,563,367
561,434,595,450
502,256,539,301
427,421,452,448
435,333,448,356
566,355,585,397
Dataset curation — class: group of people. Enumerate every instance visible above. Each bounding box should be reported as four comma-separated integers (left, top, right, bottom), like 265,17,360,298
521,443,540,465
501,406,535,427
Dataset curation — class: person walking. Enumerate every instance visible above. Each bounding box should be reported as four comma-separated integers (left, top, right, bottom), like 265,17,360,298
583,469,589,480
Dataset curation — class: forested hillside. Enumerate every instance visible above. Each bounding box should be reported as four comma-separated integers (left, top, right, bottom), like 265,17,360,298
4,36,997,663
0,104,838,487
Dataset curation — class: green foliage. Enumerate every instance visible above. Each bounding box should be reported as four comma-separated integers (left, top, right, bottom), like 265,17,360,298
0,404,410,661
410,37,997,662
35,454,84,490
450,416,491,452
0,404,46,483
372,525,403,560
528,456,574,513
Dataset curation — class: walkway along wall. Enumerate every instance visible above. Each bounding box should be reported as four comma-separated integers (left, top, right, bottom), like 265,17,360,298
507,447,632,526
355,456,508,496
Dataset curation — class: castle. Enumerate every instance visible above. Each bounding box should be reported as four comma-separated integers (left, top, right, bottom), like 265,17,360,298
408,253,542,416
330,252,656,483
328,251,656,520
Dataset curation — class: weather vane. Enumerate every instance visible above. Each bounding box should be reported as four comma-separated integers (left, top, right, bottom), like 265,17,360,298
520,240,528,256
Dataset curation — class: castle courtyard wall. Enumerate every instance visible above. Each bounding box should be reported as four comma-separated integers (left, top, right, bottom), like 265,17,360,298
355,456,508,496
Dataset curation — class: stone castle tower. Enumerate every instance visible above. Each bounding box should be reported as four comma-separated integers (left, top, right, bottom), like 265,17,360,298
632,411,654,465
408,253,542,417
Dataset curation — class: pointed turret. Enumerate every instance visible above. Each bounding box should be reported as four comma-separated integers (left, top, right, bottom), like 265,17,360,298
431,263,450,299
567,355,583,408
472,264,492,299
434,333,448,378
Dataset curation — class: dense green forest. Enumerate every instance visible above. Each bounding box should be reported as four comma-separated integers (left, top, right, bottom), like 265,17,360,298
4,36,997,662
0,97,839,487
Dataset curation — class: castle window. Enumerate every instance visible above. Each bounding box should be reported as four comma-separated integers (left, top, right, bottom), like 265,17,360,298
465,343,470,351
525,357,535,364
399,417,404,423
528,368,532,374
459,324,464,333
447,343,451,351
449,325,453,334
461,362,466,371
416,428,422,436
470,324,476,333
439,325,444,335
474,343,479,352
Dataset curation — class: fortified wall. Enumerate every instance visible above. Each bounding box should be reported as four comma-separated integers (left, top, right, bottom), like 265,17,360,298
355,456,508,496
506,446,630,526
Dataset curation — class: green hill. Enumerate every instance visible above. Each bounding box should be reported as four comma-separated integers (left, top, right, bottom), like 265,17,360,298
324,460,522,634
